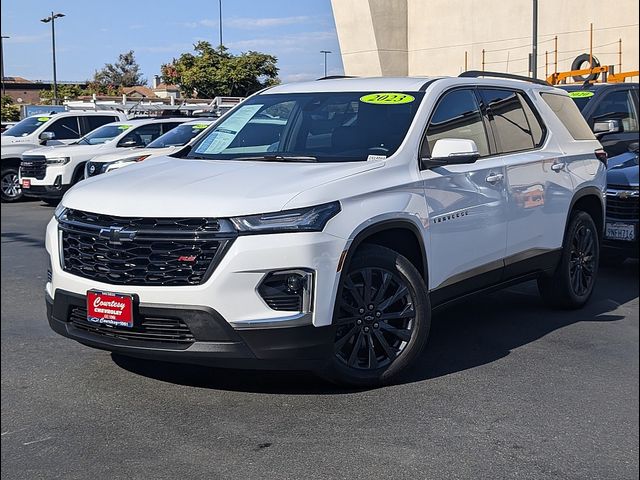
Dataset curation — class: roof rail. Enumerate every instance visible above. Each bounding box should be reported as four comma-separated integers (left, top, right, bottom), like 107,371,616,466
316,75,356,80
459,70,551,87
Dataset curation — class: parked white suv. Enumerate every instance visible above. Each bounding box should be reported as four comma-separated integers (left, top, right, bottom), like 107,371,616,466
19,117,188,203
1,111,126,202
84,119,215,178
45,74,607,386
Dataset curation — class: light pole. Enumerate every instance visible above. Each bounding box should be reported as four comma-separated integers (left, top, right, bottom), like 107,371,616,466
218,0,223,47
320,50,331,78
1,35,9,97
531,0,538,78
41,11,65,105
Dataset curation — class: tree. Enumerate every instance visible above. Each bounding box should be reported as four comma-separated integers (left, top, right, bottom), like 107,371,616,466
93,50,146,88
39,84,85,105
161,42,279,98
1,95,20,121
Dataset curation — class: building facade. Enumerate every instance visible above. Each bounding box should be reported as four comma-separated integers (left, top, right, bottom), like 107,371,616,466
331,0,639,80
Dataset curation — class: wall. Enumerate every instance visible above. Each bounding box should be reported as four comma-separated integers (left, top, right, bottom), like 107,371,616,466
331,0,639,80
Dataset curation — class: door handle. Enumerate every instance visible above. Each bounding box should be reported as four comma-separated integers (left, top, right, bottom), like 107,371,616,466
485,172,504,184
551,162,566,172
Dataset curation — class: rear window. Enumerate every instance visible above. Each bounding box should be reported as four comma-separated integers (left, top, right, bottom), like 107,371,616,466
541,93,596,140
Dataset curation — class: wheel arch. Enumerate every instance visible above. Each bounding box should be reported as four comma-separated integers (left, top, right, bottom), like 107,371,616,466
567,186,605,238
1,157,22,170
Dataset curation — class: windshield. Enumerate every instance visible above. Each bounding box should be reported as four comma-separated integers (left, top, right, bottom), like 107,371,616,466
146,123,210,148
76,124,130,145
3,116,51,137
188,91,424,162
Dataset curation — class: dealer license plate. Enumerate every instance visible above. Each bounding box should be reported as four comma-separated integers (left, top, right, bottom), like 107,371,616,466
87,290,134,328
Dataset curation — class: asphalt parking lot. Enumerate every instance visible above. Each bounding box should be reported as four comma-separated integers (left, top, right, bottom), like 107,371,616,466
1,200,638,480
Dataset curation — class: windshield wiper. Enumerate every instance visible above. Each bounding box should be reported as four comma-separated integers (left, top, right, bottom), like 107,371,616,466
231,154,318,163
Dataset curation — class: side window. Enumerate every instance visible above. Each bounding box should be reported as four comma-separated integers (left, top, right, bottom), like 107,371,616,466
83,115,118,135
517,93,545,146
161,122,184,134
590,90,639,133
478,89,534,153
541,93,596,141
119,124,163,147
44,116,81,140
424,89,490,157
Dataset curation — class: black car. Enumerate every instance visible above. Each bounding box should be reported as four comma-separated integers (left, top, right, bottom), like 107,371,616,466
603,143,639,261
560,82,639,157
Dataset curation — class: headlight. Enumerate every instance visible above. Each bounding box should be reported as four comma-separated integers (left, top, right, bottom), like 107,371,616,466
46,157,70,165
54,204,67,220
230,202,340,234
105,155,151,172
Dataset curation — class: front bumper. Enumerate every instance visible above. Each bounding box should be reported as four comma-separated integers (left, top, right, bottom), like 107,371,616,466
47,290,334,369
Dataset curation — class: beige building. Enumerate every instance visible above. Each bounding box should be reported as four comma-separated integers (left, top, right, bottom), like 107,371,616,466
331,0,639,81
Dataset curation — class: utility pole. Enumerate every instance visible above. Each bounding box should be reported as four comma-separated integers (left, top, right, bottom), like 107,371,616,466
320,50,331,78
219,0,223,47
1,35,8,97
41,11,65,105
531,0,538,78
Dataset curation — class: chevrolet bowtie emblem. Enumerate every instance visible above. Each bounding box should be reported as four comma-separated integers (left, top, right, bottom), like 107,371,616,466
99,226,136,245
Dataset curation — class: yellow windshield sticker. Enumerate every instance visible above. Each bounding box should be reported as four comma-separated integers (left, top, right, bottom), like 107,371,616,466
360,93,415,105
117,124,132,130
568,91,594,98
37,117,51,122
193,124,209,129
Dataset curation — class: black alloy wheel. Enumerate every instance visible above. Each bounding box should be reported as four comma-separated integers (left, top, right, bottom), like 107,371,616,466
322,244,430,387
538,210,600,309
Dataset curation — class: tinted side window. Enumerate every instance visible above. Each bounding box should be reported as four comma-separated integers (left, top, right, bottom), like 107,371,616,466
44,116,81,140
518,93,545,146
591,90,639,133
479,89,533,153
119,124,163,147
84,115,118,134
541,93,596,141
161,122,184,134
424,89,490,157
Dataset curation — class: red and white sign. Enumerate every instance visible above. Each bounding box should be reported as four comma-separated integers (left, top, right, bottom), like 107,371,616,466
22,179,31,189
87,290,134,328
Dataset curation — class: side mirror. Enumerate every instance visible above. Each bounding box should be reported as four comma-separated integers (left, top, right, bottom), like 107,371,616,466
593,119,622,135
39,131,55,144
421,138,480,169
118,139,139,147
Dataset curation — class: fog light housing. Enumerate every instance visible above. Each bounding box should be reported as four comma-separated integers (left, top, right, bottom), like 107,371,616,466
258,269,313,312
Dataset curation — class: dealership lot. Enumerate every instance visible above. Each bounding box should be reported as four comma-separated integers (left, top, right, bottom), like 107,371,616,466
1,201,638,479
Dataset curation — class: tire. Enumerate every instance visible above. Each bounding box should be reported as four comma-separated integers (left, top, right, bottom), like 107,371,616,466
538,210,600,309
320,244,431,387
1,167,23,202
570,54,601,82
42,198,60,207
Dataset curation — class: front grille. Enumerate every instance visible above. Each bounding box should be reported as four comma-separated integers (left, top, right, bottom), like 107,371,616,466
607,187,640,221
70,306,195,345
59,209,236,286
20,155,47,180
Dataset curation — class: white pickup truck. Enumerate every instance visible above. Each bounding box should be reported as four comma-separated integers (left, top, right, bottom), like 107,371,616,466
1,111,126,202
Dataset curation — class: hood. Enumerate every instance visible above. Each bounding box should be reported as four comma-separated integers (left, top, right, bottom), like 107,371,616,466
607,151,639,187
89,146,178,163
23,142,111,158
62,156,383,217
1,142,41,157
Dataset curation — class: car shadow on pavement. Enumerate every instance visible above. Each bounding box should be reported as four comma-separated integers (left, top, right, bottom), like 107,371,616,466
113,260,638,393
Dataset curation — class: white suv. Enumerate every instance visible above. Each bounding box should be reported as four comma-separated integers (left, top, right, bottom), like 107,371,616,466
19,117,188,203
84,119,215,178
1,111,126,202
45,74,607,386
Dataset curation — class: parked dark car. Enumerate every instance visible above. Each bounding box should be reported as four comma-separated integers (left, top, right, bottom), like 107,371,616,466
602,143,639,262
560,82,639,157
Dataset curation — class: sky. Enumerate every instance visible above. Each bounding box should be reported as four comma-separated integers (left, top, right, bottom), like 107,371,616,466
0,0,344,85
